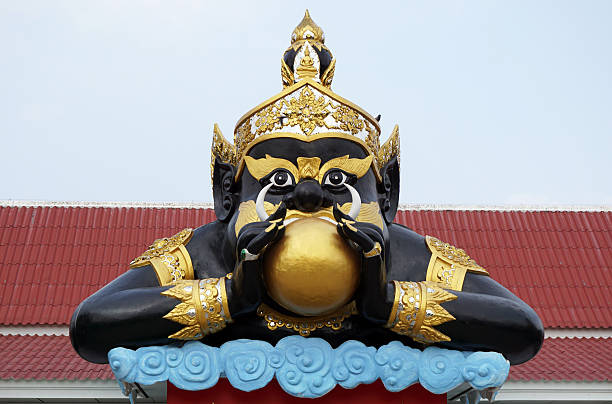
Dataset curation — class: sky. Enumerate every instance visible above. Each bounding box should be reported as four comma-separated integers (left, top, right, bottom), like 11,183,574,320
1,1,611,206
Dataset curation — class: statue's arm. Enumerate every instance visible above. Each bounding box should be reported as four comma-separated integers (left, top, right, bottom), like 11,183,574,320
69,264,189,364
70,226,235,364
70,209,287,364
338,220,543,365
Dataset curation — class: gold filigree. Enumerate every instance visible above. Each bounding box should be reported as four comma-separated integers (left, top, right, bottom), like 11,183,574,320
284,86,330,135
162,278,232,340
211,124,237,181
426,236,489,277
378,124,400,168
387,281,457,344
257,301,357,336
129,229,194,285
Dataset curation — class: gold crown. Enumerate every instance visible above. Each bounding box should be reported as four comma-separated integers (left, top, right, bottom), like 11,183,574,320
212,11,399,182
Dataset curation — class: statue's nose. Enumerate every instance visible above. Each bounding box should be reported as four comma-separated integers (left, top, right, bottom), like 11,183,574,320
293,180,324,212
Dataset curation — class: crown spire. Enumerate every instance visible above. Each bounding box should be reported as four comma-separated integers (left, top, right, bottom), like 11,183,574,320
282,11,335,88
291,10,324,44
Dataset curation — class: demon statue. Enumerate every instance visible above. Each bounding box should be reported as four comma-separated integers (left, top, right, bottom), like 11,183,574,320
70,11,543,369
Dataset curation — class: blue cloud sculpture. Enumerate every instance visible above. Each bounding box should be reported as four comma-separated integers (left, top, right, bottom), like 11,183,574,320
109,337,509,399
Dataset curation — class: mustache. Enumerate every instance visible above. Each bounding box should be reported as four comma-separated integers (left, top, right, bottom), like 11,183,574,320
256,183,361,222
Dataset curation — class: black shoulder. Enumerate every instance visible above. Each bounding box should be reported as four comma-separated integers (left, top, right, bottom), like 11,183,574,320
386,223,431,281
185,220,234,278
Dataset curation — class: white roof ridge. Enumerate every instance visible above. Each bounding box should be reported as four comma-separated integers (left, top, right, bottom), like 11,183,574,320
0,200,610,212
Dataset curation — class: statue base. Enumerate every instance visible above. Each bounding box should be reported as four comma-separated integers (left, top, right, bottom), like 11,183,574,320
167,379,445,404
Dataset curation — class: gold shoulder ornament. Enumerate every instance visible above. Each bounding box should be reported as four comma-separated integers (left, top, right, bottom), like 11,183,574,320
386,281,457,344
129,228,194,286
161,278,232,340
425,236,489,291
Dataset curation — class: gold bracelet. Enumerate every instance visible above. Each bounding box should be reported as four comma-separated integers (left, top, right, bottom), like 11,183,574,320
161,278,232,340
386,281,457,344
425,236,489,291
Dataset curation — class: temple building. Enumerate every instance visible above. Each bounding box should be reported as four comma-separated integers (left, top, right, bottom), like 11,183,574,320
0,201,609,403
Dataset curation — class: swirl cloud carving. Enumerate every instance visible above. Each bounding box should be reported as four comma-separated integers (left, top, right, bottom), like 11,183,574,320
109,337,509,398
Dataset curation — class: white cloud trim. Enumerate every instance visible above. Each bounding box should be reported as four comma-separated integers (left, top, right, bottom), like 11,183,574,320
0,325,69,336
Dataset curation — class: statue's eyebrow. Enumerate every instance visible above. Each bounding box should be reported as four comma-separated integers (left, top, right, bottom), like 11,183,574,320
317,155,373,182
244,155,299,181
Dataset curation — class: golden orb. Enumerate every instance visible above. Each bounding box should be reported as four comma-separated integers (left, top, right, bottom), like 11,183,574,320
263,217,360,316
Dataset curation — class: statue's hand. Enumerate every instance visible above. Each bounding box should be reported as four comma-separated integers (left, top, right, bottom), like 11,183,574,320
333,204,389,324
230,203,287,316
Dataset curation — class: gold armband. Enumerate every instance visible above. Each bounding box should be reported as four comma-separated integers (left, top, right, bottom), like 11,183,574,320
386,281,457,344
130,229,194,285
425,236,489,291
161,278,232,340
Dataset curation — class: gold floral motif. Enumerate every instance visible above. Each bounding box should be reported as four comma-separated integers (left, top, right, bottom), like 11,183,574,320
283,86,330,135
331,104,365,135
161,278,232,340
387,281,457,344
129,229,194,285
257,301,357,337
234,120,254,162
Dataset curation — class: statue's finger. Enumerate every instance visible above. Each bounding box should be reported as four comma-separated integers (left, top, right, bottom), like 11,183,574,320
268,202,287,222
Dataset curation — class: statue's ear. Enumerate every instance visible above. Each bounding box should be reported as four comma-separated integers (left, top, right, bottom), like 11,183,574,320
378,156,399,224
212,158,238,222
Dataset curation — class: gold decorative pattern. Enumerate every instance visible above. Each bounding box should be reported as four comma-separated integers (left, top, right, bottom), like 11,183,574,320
387,281,457,344
320,58,335,88
425,236,489,291
211,124,237,181
296,157,321,179
378,124,400,168
234,200,384,236
257,301,357,336
129,229,194,286
281,58,295,88
161,278,232,340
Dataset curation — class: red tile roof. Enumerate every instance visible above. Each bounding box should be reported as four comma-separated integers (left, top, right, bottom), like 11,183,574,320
0,334,606,382
0,334,113,380
0,205,610,328
509,337,611,381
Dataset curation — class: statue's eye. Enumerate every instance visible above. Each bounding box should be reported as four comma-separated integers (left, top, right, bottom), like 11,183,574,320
269,170,294,187
323,170,348,187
